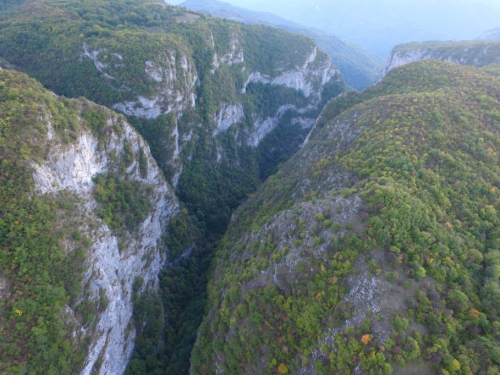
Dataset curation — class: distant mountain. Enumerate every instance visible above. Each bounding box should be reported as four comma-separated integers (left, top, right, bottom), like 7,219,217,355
180,0,383,90
479,27,500,40
181,0,301,26
380,40,500,79
218,0,500,58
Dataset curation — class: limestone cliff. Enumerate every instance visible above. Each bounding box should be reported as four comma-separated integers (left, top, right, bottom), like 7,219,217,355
31,109,178,375
0,68,179,375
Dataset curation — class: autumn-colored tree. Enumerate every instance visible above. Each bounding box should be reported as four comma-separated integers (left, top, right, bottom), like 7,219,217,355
469,309,480,320
278,363,289,374
361,334,371,345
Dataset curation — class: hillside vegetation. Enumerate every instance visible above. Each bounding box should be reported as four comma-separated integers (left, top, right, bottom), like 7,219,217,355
0,68,87,374
192,61,500,374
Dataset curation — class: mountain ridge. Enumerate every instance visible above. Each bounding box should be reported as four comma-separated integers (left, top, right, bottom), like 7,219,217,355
179,0,383,90
379,40,500,80
213,0,500,57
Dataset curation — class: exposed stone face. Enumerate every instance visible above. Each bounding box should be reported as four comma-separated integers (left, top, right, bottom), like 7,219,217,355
109,50,198,119
31,103,179,375
213,103,245,136
379,49,428,79
0,276,10,302
249,104,295,147
242,47,338,99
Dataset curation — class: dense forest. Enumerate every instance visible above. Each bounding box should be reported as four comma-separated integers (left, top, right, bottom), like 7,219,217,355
191,61,500,375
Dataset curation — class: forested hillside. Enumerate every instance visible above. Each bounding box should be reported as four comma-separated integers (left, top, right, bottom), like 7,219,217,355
192,61,500,374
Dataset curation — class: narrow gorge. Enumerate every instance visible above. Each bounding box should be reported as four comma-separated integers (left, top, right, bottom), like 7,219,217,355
1,1,500,375
0,1,345,373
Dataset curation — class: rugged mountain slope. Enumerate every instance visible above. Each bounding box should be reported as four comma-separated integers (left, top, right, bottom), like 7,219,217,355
191,61,500,374
380,40,500,79
180,0,383,90
0,0,342,178
0,68,178,374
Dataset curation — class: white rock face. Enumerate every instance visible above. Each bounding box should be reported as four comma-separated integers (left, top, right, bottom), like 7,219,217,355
82,43,108,75
211,38,244,74
0,276,10,301
213,103,244,135
219,38,244,66
240,46,342,147
249,104,294,147
242,47,337,98
82,44,198,119
31,106,178,375
97,48,197,183
379,49,428,79
113,95,164,119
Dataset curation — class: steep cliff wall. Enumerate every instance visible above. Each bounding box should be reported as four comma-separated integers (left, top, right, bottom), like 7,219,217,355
32,113,178,375
0,69,178,375
379,40,500,80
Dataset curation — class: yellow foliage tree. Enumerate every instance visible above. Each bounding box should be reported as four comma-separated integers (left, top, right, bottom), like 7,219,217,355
361,334,371,345
278,363,289,374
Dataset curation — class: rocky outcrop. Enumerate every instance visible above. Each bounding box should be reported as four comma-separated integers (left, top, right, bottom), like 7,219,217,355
31,102,178,375
379,40,500,80
108,50,198,119
379,49,428,79
249,104,295,147
243,47,337,99
213,103,245,136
